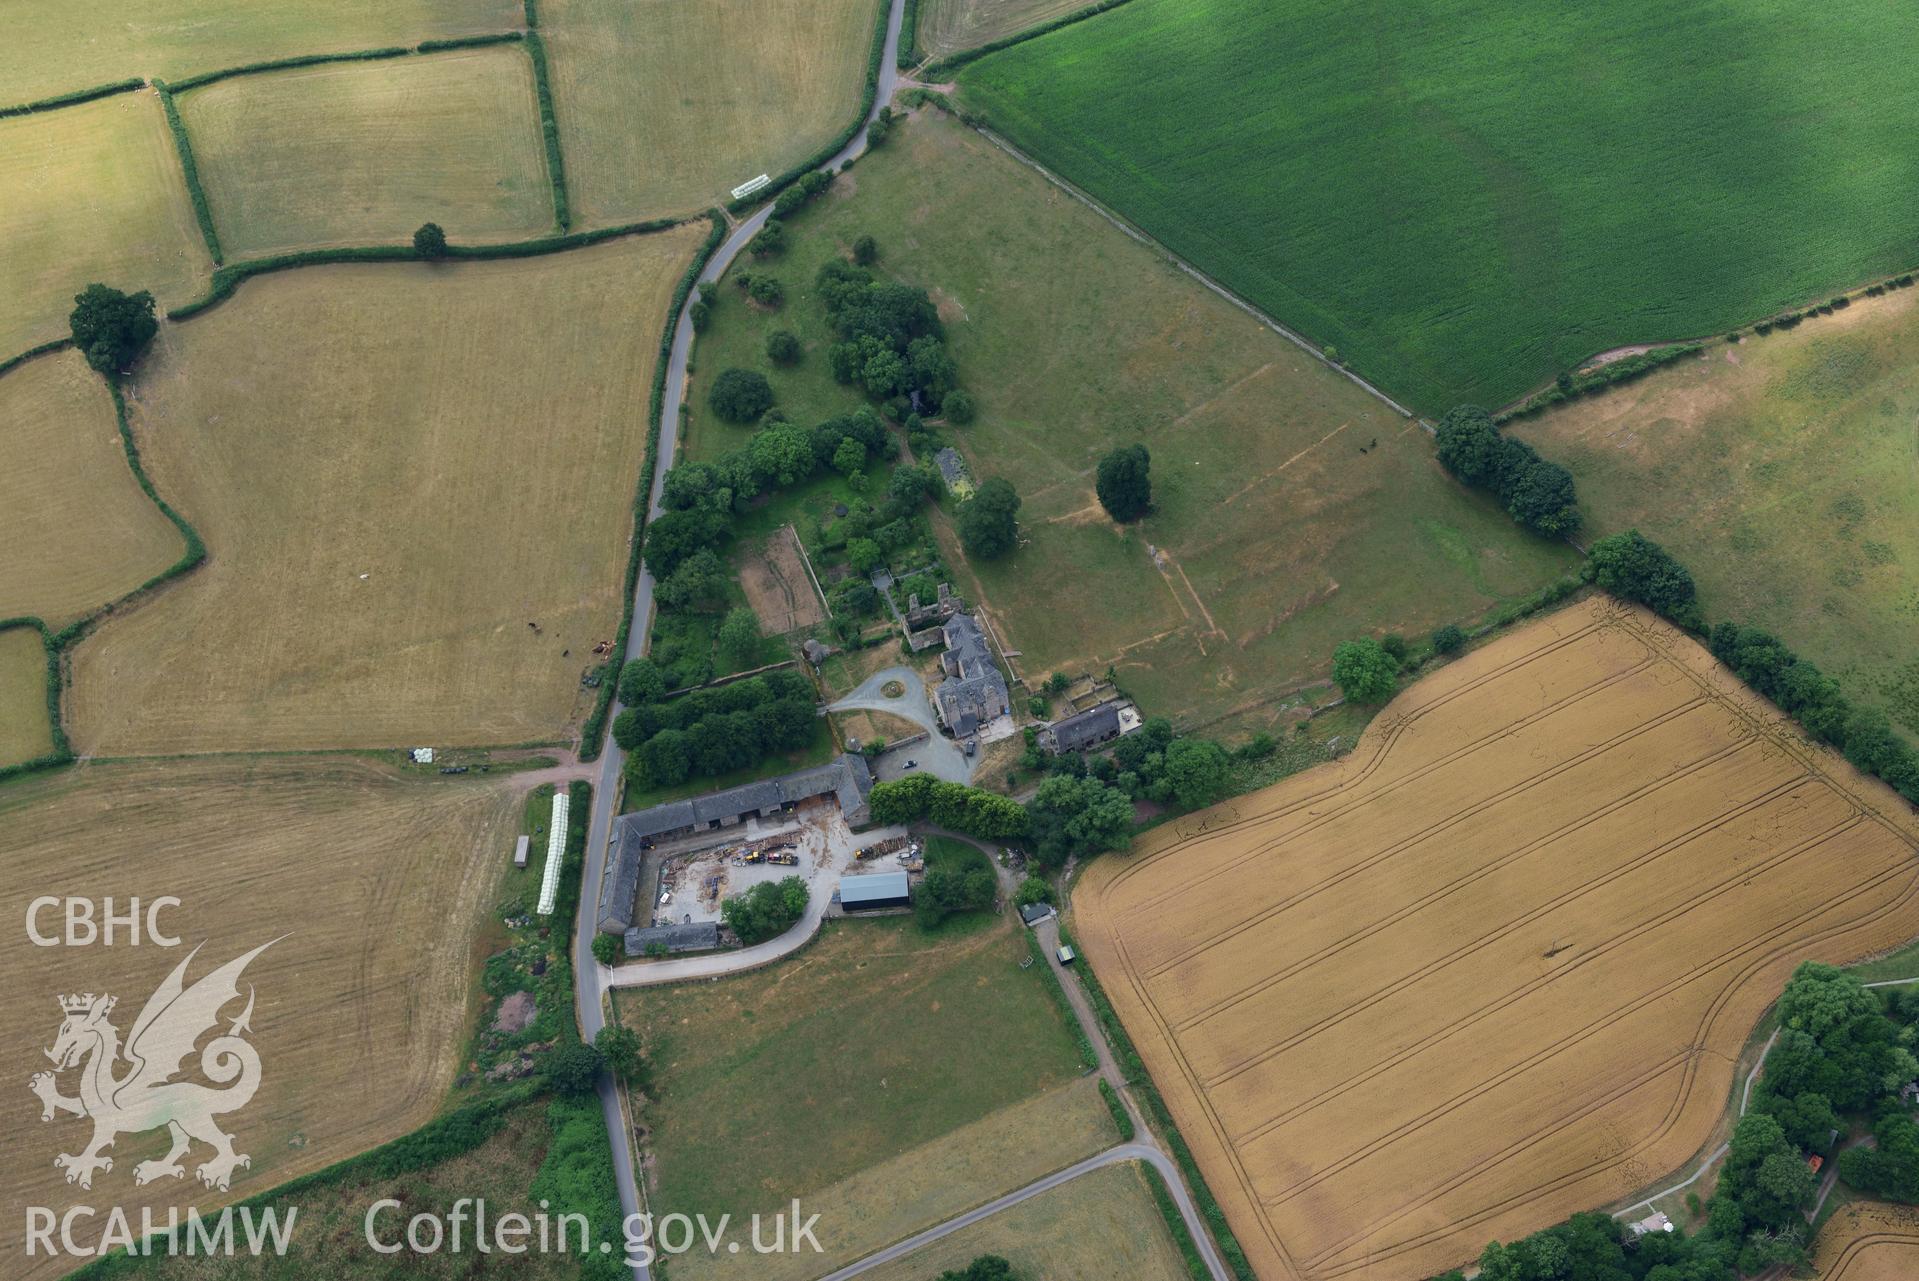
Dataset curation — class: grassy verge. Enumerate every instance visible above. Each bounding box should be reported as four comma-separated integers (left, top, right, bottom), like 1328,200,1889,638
1140,1160,1212,1281
1027,928,1098,1071
1058,919,1256,1281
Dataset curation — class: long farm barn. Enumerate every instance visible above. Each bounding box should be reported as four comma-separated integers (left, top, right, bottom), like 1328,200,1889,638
1072,596,1919,1281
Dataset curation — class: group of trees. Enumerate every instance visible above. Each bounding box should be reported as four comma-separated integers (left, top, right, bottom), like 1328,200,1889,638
613,666,816,789
866,773,1028,840
817,257,965,414
1589,530,1919,804
915,849,997,930
1025,773,1134,868
721,876,808,944
934,1258,1018,1281
1332,636,1402,703
69,284,157,378
1095,444,1152,522
1435,405,1581,538
956,476,1022,560
1451,1210,1733,1281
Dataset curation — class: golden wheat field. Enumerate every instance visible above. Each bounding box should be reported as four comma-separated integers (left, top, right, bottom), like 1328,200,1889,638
67,226,704,754
1815,1203,1919,1281
1073,596,1919,1281
179,47,554,258
0,91,208,359
0,348,185,625
0,756,524,1281
541,0,880,223
0,627,54,767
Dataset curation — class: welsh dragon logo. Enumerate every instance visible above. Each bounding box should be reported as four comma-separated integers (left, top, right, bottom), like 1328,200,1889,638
30,941,275,1192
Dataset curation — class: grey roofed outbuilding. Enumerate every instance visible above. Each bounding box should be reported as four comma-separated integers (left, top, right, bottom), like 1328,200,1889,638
595,753,875,934
838,870,911,910
1038,701,1123,754
623,921,721,956
933,447,971,489
1018,902,1057,927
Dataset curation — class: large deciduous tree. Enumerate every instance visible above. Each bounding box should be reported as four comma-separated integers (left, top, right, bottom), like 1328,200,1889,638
957,477,1021,560
69,284,157,378
1095,444,1152,522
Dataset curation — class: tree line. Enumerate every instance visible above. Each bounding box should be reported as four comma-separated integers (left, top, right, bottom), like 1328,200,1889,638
612,665,817,789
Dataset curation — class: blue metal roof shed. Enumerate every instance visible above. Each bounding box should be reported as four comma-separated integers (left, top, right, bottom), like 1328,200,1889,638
839,870,911,912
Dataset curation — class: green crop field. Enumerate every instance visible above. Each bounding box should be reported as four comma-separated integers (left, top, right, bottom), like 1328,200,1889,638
958,0,1919,411
179,47,553,257
0,0,518,106
0,628,53,768
612,915,1088,1232
0,91,208,358
1511,290,1919,740
685,111,1576,731
541,0,881,224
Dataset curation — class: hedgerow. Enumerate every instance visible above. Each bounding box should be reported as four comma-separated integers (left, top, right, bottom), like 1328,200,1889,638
0,618,71,784
0,78,143,119
922,0,1145,77
417,32,525,53
896,0,922,68
1098,1078,1134,1140
522,31,571,230
1500,342,1703,421
725,0,890,214
0,337,74,382
166,216,685,320
164,46,410,94
578,210,729,760
153,82,222,265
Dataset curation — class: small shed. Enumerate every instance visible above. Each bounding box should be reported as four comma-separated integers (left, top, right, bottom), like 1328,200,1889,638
839,870,911,912
1055,945,1077,965
513,835,531,868
1018,902,1056,928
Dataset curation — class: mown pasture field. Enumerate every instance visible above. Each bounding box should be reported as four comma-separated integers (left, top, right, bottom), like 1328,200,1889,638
914,0,1089,59
1815,1202,1919,1281
0,756,523,1281
0,0,518,105
179,47,554,258
67,227,705,755
958,0,1919,411
855,1161,1187,1281
0,91,207,358
0,628,53,767
541,0,881,224
612,914,1104,1281
687,112,1575,731
0,349,185,625
1073,597,1919,1281
1510,291,1919,740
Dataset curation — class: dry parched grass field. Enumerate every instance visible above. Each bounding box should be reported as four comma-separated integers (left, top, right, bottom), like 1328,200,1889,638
0,0,520,106
68,227,704,754
0,91,208,358
854,1161,1188,1281
0,627,54,767
1814,1202,1919,1281
914,0,1091,58
179,47,554,258
0,757,523,1281
0,349,185,625
1074,597,1919,1281
542,0,880,223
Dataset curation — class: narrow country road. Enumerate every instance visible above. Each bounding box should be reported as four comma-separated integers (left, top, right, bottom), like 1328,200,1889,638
569,1,910,1273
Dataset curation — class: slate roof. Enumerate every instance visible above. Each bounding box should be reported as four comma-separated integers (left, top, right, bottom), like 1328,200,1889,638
934,613,1010,733
623,921,721,955
1041,701,1123,753
595,754,875,934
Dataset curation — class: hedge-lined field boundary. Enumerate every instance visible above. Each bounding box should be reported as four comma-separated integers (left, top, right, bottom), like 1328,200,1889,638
923,0,1142,77
166,214,687,320
1141,1160,1214,1281
0,618,71,784
66,1084,541,1280
578,209,729,761
896,0,922,68
1057,921,1257,1281
0,78,144,119
522,29,571,231
0,375,210,788
0,337,74,382
153,81,223,265
724,0,891,215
